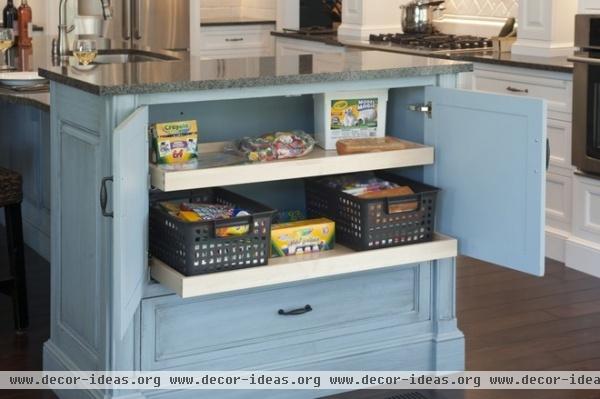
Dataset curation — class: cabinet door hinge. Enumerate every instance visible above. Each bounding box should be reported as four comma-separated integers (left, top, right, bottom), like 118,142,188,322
408,102,432,118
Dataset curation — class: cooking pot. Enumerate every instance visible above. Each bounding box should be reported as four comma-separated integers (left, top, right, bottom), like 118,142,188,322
400,0,445,34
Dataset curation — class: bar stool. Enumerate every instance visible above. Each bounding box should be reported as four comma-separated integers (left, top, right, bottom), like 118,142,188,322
0,167,28,331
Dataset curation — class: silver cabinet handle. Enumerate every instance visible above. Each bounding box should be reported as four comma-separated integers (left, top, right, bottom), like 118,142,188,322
133,0,141,40
506,86,529,94
225,38,244,42
122,0,131,40
568,55,600,65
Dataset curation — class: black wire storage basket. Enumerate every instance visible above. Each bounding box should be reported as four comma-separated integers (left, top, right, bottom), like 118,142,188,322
150,188,276,276
306,172,440,251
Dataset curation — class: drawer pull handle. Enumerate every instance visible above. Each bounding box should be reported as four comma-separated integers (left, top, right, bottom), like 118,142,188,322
506,86,529,94
278,305,312,316
225,38,244,42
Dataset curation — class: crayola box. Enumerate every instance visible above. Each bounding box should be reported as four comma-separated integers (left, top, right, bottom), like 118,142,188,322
151,120,199,165
271,218,335,258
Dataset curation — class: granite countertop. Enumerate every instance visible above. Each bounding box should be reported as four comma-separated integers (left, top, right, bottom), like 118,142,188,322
272,31,574,74
271,31,344,47
201,17,276,26
0,37,52,111
38,50,473,96
452,51,573,74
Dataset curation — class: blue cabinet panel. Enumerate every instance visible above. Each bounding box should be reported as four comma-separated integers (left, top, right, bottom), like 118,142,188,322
113,106,150,339
141,266,431,371
424,87,546,276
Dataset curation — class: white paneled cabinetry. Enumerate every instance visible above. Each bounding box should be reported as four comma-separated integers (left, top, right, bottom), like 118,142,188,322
579,0,600,14
567,176,600,277
502,0,577,58
195,24,275,59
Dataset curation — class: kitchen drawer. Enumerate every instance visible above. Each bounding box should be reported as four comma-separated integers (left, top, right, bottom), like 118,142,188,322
473,67,572,115
546,168,573,232
200,25,274,51
547,118,573,170
141,265,431,371
572,175,600,244
199,47,274,60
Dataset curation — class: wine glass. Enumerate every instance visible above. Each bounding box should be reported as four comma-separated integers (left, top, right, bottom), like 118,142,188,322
73,39,98,66
0,28,15,71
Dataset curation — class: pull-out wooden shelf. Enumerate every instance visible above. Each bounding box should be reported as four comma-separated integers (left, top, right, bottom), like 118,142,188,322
150,234,457,298
150,139,434,192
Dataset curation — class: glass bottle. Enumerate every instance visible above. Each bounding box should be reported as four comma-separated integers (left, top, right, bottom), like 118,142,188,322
2,0,18,32
17,0,30,47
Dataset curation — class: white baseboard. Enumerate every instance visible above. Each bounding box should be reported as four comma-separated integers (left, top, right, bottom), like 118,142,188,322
546,227,569,263
565,236,600,278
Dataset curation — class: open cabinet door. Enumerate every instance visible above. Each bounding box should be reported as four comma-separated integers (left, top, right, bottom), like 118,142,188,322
424,87,546,276
113,106,149,339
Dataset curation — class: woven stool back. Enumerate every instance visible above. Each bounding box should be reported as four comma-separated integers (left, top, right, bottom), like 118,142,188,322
0,168,23,208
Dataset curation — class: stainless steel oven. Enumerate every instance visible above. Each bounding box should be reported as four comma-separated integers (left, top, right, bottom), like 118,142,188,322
571,15,600,176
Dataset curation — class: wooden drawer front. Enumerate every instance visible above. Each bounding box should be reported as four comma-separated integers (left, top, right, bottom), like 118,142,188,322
546,169,573,232
573,175,600,244
473,69,572,114
200,25,273,51
141,265,431,370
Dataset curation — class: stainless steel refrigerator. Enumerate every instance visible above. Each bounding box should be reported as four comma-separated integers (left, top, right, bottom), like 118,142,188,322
103,0,190,51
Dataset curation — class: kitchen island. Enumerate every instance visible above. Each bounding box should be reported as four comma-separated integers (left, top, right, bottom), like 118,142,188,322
39,49,547,399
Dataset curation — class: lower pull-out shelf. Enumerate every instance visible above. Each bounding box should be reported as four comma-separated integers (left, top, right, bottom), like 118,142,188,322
150,234,457,298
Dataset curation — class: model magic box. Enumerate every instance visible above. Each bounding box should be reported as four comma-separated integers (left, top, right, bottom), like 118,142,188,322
151,120,199,165
271,218,335,257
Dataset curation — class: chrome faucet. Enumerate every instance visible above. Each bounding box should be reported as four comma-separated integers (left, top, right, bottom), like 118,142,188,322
55,0,113,58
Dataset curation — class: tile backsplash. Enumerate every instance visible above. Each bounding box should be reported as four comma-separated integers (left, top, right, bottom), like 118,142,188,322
444,0,518,18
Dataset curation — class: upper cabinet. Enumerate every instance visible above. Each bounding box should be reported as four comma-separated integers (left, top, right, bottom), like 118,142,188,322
579,0,600,14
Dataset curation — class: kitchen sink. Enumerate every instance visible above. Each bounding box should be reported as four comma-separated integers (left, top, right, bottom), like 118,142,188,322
92,51,179,64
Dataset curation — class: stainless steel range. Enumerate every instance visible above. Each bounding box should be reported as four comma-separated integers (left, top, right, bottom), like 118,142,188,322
369,33,493,55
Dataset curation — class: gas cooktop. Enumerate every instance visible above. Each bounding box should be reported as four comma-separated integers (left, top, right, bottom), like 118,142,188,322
369,33,493,54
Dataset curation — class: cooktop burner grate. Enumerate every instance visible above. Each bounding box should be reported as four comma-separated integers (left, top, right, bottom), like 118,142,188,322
383,393,430,399
369,33,493,52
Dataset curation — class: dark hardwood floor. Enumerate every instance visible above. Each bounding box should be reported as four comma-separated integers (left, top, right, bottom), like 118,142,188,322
1,242,600,399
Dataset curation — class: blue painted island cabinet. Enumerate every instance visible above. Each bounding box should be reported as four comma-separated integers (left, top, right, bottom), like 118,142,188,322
42,60,547,399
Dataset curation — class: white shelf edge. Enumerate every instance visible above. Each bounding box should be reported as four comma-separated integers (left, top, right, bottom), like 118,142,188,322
150,234,458,299
150,140,434,192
